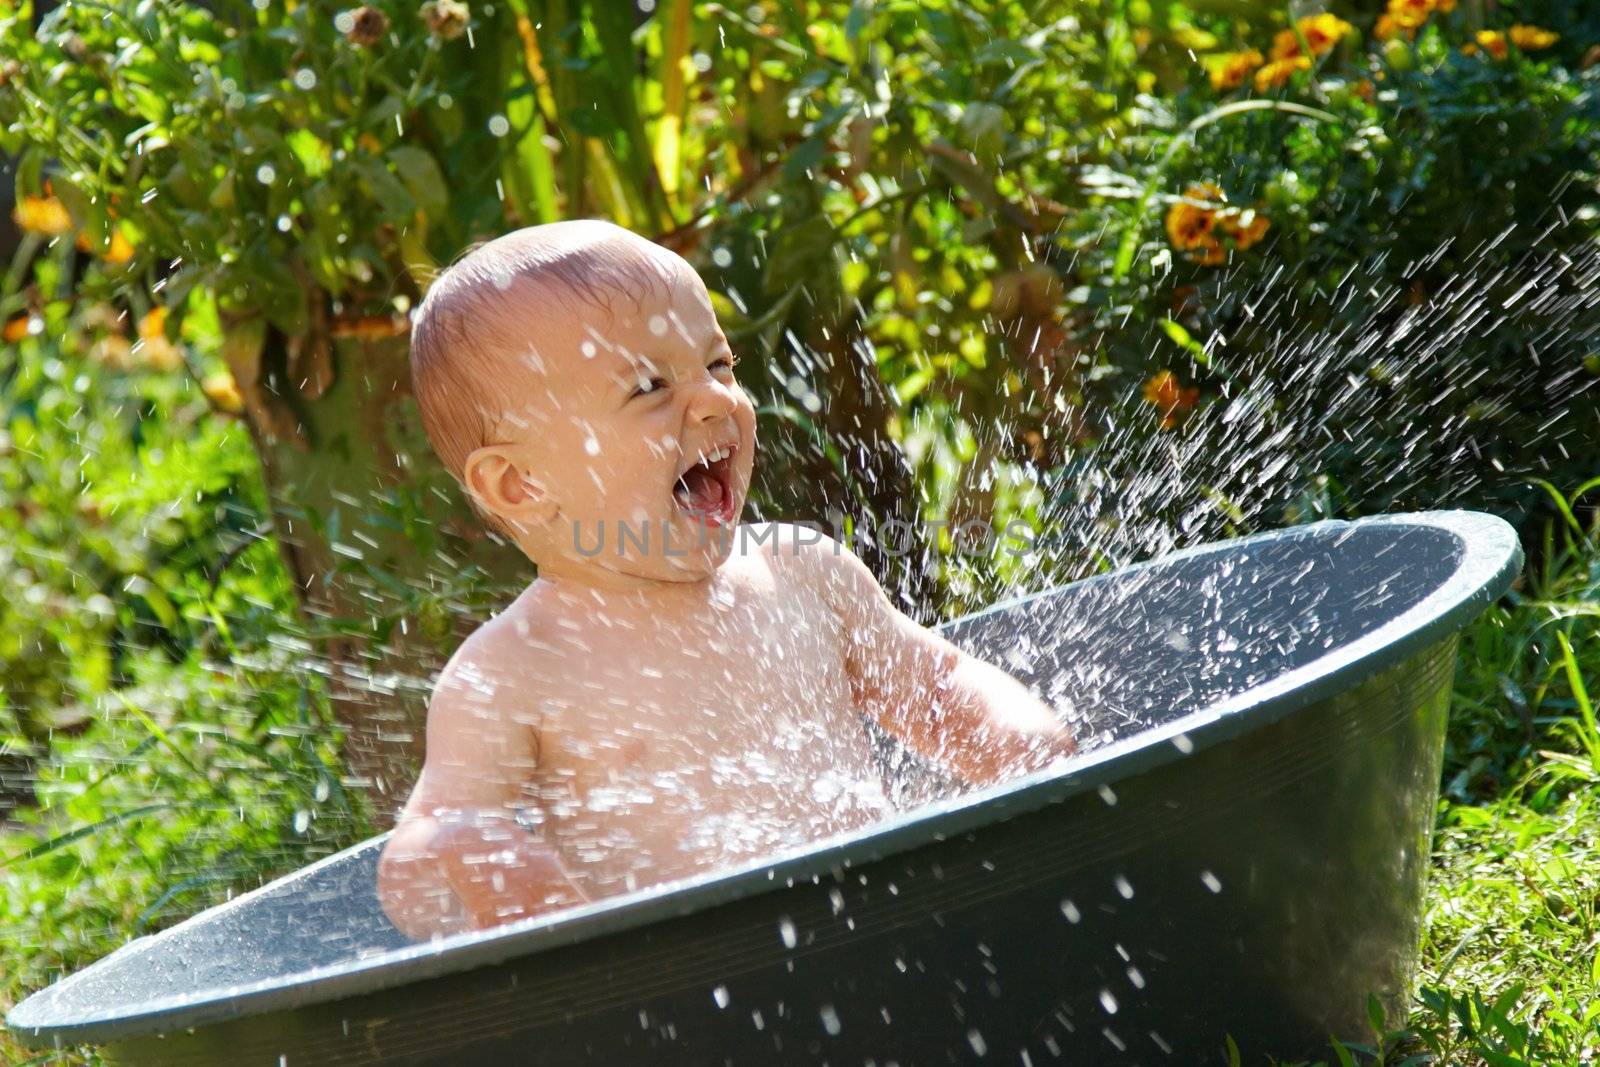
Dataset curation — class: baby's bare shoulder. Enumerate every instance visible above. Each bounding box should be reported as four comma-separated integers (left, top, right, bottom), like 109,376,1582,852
738,521,877,616
737,520,845,569
428,603,581,735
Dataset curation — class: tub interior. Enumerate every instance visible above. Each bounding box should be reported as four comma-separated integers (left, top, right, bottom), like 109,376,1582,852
14,520,1464,1025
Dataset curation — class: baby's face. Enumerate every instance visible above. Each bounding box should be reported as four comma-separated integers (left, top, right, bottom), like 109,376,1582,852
490,269,757,583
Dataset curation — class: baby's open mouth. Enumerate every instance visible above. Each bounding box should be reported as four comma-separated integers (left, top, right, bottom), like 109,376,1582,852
671,441,737,525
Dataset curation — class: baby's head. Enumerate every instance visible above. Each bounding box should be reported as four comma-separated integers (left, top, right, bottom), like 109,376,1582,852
408,220,756,587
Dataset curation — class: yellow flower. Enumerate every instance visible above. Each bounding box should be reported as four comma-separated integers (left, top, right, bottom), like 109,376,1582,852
1143,371,1201,429
202,371,245,413
1271,13,1354,60
13,194,72,236
1374,15,1408,41
1254,55,1312,90
1509,24,1559,51
1386,0,1434,30
1208,49,1264,92
1471,30,1509,60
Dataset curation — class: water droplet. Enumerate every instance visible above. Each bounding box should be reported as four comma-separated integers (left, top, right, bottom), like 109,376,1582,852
778,917,797,948
293,68,317,90
487,114,511,137
1200,870,1223,893
1059,898,1080,923
581,340,598,359
1098,784,1118,806
711,247,733,268
647,314,669,337
1172,732,1194,754
711,985,729,1008
1099,988,1119,1014
255,163,277,185
1114,874,1134,899
819,1004,841,1035
967,1028,988,1055
292,809,309,834
584,436,601,457
1127,966,1145,989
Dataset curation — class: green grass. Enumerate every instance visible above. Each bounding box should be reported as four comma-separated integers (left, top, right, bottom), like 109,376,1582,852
1278,490,1600,1067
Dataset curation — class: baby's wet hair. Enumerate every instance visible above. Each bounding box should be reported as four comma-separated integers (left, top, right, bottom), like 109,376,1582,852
407,220,685,523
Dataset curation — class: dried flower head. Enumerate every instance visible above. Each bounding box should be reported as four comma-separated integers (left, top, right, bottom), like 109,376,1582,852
345,5,391,46
420,0,470,41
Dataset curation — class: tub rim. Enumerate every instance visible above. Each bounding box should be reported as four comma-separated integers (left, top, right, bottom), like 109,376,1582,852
6,509,1522,1044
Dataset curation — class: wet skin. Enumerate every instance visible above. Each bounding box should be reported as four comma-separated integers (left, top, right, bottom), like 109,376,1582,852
379,229,1075,939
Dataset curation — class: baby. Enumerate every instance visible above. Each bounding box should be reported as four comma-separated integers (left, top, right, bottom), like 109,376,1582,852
377,220,1076,940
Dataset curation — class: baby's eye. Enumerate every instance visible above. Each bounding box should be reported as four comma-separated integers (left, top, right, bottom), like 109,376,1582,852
632,376,668,398
710,353,739,373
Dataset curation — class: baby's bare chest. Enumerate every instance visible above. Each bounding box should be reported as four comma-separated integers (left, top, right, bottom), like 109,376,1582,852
529,571,865,782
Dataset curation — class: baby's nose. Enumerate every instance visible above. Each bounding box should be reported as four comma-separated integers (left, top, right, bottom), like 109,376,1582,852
687,377,738,421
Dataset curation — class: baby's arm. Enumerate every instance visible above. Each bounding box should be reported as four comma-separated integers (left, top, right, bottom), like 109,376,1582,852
377,657,586,939
799,532,1076,790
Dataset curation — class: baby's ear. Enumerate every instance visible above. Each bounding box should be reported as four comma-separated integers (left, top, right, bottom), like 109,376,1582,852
463,445,559,531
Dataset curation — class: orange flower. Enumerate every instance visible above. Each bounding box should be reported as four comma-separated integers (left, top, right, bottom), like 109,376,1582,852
105,229,135,264
1164,183,1271,266
1166,183,1223,252
3,314,35,342
13,194,72,236
1254,55,1312,90
1509,24,1559,51
136,306,183,372
1209,48,1264,91
1270,13,1354,60
1217,210,1270,250
1352,78,1376,101
1143,370,1200,429
74,226,135,264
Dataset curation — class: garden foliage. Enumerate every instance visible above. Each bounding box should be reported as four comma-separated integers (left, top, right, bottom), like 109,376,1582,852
0,0,1597,1061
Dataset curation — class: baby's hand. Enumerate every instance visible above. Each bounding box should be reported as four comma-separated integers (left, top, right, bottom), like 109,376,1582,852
797,529,1076,791
379,808,587,939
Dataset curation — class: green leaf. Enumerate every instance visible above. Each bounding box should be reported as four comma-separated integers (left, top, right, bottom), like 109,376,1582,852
355,158,418,220
285,129,331,180
1159,316,1210,363
388,146,447,218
